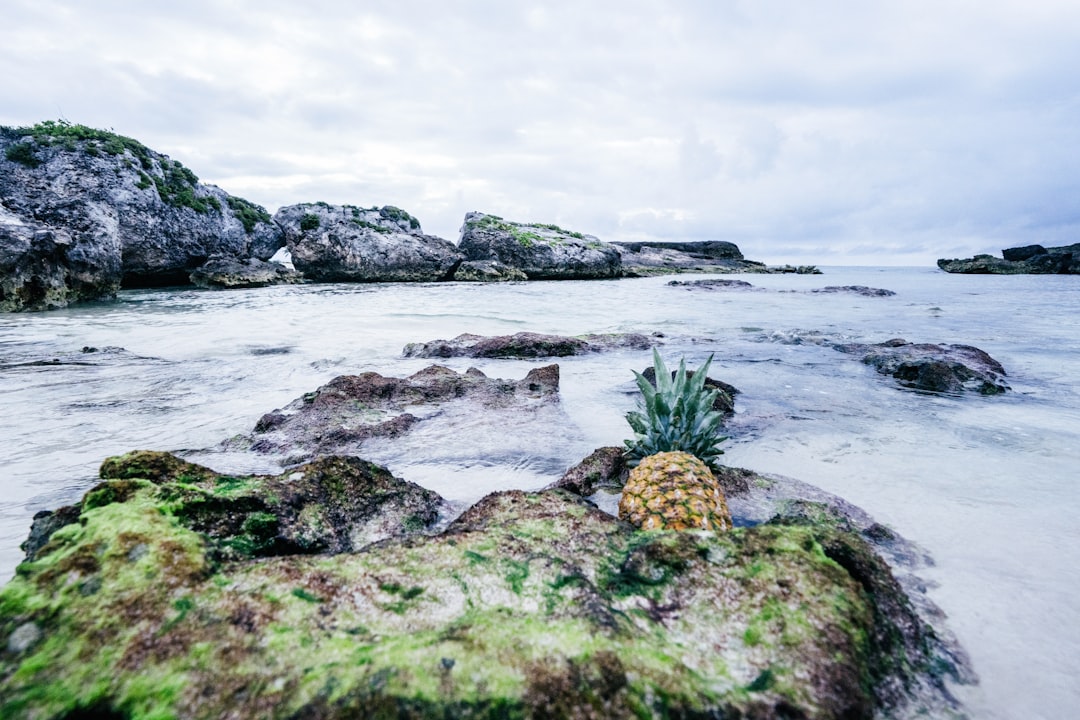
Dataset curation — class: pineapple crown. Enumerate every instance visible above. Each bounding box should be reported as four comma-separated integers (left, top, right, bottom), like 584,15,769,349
624,349,729,468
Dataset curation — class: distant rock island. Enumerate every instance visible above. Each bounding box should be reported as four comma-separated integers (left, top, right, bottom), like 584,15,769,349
938,244,1080,274
2,120,814,312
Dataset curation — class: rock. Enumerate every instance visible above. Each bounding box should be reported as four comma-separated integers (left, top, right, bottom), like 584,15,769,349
402,331,655,359
547,446,629,496
640,365,740,415
189,256,304,288
1,121,284,310
938,244,1080,274
451,259,528,282
834,338,1009,394
242,364,565,463
458,212,621,280
276,203,462,282
810,286,896,297
667,278,755,290
0,472,968,718
614,240,768,276
759,264,823,274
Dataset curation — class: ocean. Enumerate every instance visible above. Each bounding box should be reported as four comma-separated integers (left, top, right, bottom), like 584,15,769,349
1,266,1077,719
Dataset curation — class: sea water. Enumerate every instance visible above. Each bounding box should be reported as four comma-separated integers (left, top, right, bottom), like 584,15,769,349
1,267,1077,719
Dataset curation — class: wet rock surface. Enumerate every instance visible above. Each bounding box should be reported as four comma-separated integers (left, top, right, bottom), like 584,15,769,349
938,243,1080,274
402,331,656,359
834,338,1009,394
277,203,462,282
240,364,564,464
189,256,303,288
1,458,969,719
810,285,896,297
458,212,622,280
667,277,756,290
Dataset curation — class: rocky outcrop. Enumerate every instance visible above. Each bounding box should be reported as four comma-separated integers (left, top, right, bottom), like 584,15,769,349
189,256,303,288
616,240,768,276
1,121,283,310
1,449,969,719
277,203,462,282
834,338,1009,395
937,244,1080,274
402,331,655,359
458,212,621,279
240,364,564,464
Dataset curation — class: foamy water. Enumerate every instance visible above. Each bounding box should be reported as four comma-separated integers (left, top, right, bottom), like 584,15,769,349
1,267,1077,719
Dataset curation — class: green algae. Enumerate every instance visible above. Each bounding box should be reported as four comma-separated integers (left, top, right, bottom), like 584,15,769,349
1,460,954,719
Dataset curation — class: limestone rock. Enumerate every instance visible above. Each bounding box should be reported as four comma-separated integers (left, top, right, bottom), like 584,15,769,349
276,203,462,282
458,212,621,280
0,121,283,310
451,259,528,282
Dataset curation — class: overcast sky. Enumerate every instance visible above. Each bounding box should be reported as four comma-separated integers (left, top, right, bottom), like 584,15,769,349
3,1,1079,265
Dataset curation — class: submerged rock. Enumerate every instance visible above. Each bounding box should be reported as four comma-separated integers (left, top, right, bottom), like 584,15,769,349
938,244,1080,274
458,212,621,280
834,338,1009,395
277,203,463,282
1,460,968,719
667,278,755,290
1,121,282,310
402,331,655,359
811,285,896,297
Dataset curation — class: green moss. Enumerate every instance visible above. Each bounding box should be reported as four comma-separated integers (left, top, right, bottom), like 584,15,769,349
226,196,272,233
379,205,421,230
4,141,41,168
300,213,320,232
351,218,392,234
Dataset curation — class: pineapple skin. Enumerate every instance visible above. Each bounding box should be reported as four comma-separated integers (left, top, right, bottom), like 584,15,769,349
618,451,733,531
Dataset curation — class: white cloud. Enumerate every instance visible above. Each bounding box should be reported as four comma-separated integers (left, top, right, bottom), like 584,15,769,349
3,0,1079,265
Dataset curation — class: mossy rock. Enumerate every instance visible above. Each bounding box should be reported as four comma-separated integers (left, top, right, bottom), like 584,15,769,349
0,466,963,718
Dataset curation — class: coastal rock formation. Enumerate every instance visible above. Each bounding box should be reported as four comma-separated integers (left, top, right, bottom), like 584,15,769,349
451,259,528,282
614,240,764,276
276,203,463,282
189,256,303,288
458,212,621,279
402,331,655,359
834,338,1009,395
938,244,1080,274
0,449,968,719
242,364,564,463
0,121,283,311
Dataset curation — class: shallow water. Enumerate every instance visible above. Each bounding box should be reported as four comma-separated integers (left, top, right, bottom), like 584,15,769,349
1,267,1078,719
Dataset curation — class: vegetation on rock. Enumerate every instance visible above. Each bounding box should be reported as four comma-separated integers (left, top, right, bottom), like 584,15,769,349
624,349,729,469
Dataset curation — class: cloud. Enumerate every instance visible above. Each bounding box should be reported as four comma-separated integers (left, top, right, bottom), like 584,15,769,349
2,0,1079,264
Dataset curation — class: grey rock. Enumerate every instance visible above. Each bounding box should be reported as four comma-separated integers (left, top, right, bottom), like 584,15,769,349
811,285,896,297
189,256,303,288
402,332,656,359
1,122,284,310
277,203,462,282
614,240,767,276
7,622,41,654
667,278,755,290
938,244,1080,274
834,338,1009,395
452,259,528,282
458,212,621,280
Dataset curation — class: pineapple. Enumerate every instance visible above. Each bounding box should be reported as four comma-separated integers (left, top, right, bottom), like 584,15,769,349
618,451,733,532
